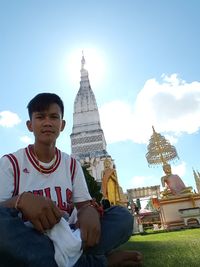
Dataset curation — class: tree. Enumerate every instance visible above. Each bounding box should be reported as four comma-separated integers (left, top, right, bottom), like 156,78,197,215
82,166,103,204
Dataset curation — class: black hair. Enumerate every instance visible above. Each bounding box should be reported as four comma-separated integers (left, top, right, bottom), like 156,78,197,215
27,93,64,119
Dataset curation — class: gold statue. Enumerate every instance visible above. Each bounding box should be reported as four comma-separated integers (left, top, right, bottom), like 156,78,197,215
101,158,120,205
161,163,192,197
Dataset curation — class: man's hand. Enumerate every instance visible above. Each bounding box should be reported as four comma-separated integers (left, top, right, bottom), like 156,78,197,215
77,204,101,249
18,192,62,233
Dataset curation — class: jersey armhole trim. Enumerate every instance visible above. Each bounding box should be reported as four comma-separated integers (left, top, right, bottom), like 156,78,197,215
4,154,20,196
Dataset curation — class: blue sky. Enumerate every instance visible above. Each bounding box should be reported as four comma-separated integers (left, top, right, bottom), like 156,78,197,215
1,0,200,195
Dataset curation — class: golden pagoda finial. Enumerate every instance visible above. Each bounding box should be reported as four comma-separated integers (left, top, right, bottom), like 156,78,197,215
146,126,179,166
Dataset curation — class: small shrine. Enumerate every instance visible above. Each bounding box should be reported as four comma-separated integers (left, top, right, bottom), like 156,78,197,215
146,126,200,229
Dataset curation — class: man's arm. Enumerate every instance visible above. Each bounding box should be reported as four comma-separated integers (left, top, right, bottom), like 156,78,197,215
0,192,63,233
0,196,18,208
72,159,102,249
75,200,101,249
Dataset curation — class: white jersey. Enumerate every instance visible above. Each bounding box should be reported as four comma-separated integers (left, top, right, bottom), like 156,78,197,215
0,145,91,216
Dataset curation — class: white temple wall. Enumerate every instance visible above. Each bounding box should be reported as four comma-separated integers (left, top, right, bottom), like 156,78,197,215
73,111,100,127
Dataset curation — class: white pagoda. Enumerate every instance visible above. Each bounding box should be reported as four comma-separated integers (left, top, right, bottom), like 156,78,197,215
70,54,126,205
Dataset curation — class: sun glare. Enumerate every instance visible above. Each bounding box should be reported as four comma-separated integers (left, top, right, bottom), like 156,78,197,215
66,47,106,88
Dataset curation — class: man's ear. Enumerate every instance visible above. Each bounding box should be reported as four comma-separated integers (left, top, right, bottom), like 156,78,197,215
26,120,33,132
61,120,66,132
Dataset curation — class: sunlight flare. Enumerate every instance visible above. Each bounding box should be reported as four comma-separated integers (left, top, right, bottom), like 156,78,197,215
66,47,106,88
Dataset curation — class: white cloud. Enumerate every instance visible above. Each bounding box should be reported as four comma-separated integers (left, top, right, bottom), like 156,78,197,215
129,175,150,188
20,135,33,144
99,100,133,143
99,74,200,144
127,175,156,189
170,161,186,178
0,111,21,127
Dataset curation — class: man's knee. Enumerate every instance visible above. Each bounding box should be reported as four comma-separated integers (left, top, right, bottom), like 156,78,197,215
0,206,18,218
0,207,20,232
106,205,133,233
115,206,133,229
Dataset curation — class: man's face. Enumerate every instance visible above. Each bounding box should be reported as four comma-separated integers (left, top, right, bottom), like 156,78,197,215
27,103,65,145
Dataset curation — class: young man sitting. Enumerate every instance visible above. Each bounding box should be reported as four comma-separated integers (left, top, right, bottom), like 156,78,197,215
0,93,142,267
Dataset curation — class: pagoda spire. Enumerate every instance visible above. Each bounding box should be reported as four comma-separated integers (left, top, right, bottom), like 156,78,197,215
81,51,85,70
74,54,98,113
80,51,89,82
71,54,107,161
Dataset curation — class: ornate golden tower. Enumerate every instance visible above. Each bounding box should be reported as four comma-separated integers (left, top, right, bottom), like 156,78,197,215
146,126,179,166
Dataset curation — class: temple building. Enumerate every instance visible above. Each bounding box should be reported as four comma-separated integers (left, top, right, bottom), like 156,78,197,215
70,54,126,205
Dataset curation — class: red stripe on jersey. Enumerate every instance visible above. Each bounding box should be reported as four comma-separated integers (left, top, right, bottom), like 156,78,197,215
70,157,76,183
25,146,39,171
25,145,61,174
70,157,73,174
4,154,20,196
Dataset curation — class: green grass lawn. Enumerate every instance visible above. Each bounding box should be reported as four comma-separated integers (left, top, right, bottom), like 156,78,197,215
121,228,200,267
